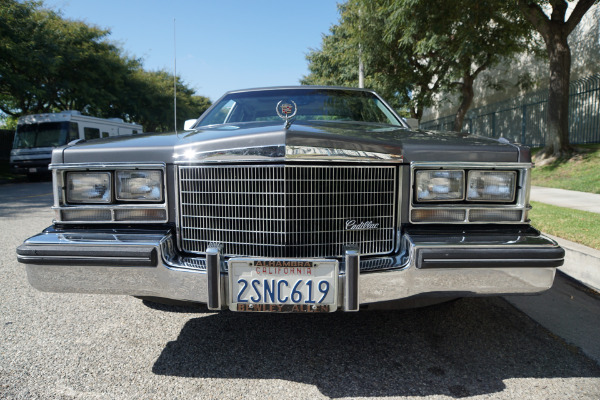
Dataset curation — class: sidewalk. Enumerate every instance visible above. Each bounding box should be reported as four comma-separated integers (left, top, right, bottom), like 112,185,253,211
530,186,600,292
531,186,600,213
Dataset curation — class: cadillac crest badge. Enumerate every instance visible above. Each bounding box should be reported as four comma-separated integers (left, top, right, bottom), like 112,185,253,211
276,100,297,128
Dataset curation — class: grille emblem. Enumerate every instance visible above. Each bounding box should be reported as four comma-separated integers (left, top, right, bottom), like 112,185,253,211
345,220,380,230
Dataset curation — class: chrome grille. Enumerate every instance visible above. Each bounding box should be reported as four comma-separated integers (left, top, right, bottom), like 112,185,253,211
178,165,397,257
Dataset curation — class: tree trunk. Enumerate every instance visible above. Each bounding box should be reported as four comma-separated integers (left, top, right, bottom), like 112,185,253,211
452,75,474,132
410,106,423,121
516,0,597,158
545,33,573,156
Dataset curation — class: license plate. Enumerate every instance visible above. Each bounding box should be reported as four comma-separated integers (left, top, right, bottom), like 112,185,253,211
29,168,37,173
228,259,338,313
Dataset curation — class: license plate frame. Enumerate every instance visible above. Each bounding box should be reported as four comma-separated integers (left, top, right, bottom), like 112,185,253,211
228,258,339,313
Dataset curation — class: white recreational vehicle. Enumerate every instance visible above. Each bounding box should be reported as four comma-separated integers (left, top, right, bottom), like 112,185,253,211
10,111,143,177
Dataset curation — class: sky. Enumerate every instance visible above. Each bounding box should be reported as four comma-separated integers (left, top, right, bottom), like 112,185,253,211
43,0,342,102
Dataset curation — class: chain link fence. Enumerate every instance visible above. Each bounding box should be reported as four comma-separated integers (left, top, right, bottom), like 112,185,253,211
420,74,600,147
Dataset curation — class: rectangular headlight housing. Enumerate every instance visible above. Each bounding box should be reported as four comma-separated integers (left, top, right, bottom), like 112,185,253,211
415,170,464,202
116,170,163,202
467,171,517,202
66,172,111,203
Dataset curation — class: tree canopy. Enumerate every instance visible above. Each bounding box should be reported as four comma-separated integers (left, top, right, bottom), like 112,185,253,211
0,0,210,132
304,0,536,129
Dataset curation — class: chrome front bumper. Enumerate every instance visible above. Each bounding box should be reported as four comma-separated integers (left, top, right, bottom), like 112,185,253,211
17,227,564,310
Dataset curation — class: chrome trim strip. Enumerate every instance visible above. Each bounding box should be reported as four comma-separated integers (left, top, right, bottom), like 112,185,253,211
424,258,564,263
395,168,403,254
53,204,168,210
52,168,61,211
404,232,561,248
411,162,533,169
173,145,285,163
172,145,403,164
285,146,403,163
19,255,149,261
50,162,167,170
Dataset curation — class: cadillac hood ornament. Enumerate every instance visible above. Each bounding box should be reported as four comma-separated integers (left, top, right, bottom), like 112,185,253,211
276,100,297,129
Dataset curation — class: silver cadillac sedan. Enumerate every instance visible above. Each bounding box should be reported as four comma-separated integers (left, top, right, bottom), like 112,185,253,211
17,86,564,313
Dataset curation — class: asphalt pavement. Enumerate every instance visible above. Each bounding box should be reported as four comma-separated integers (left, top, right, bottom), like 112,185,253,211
1,181,600,399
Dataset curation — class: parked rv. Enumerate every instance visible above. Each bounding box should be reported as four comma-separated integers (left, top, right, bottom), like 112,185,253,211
10,111,142,178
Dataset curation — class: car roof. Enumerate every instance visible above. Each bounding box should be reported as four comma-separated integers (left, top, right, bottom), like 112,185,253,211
224,86,378,95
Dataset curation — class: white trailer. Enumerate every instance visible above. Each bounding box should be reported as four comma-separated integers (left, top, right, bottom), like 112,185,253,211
10,111,143,177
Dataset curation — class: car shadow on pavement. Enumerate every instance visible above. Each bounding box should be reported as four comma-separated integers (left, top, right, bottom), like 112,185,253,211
152,297,600,398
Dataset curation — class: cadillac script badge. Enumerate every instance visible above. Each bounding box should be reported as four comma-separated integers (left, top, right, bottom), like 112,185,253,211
345,220,380,230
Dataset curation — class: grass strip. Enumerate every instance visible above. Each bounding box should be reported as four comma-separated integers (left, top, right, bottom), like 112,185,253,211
531,143,600,194
530,201,600,250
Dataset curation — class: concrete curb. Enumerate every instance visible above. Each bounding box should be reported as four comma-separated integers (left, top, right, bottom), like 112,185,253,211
547,233,600,293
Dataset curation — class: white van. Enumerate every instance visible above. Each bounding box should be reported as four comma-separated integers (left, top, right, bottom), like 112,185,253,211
10,111,143,177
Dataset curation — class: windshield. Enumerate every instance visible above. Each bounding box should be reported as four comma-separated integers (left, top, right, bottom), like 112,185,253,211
13,121,72,149
197,89,402,128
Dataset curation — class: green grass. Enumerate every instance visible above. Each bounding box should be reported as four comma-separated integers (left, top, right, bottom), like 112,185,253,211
530,201,600,250
531,143,600,194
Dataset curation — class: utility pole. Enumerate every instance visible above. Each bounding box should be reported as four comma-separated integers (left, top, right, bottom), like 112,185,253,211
358,6,364,88
358,45,364,88
173,18,177,134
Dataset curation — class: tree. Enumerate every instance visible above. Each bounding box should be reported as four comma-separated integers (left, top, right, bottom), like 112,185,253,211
301,21,407,110
517,0,598,157
126,69,211,132
0,0,130,116
304,1,536,129
0,0,56,115
302,2,436,115
0,0,211,132
342,0,451,121
381,0,536,131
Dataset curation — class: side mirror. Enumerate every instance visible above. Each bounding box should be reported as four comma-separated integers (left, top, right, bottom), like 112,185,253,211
183,119,197,131
404,118,419,130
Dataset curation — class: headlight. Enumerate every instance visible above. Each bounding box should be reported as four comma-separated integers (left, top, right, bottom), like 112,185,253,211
116,170,163,201
66,172,111,203
415,170,464,202
467,171,516,202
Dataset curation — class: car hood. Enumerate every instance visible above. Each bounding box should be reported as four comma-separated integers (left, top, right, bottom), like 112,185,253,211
56,121,529,164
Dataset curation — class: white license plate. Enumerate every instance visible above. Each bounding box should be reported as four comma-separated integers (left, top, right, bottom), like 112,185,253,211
228,259,338,313
28,168,37,173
